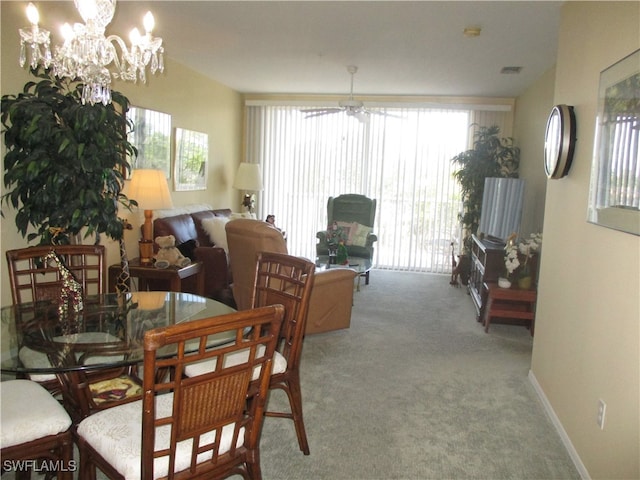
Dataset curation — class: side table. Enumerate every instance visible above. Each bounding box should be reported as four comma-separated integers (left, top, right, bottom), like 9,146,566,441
108,258,205,296
481,282,537,335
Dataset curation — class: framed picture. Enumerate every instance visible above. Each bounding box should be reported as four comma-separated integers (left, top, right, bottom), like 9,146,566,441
174,128,208,191
587,48,640,236
126,107,172,178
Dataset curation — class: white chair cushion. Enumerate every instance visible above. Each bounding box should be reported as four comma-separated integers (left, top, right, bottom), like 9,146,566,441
183,347,287,378
0,379,71,448
19,332,125,382
18,347,57,382
77,392,242,480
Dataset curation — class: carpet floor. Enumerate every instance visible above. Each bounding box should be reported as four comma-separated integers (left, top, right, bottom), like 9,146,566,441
254,270,580,480
8,270,579,480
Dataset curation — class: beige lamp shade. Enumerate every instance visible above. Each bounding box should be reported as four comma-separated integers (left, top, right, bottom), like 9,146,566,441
126,169,173,263
233,163,263,191
127,169,174,211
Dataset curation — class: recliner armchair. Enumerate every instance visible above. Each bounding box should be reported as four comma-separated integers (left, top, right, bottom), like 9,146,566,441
226,219,357,334
316,194,377,284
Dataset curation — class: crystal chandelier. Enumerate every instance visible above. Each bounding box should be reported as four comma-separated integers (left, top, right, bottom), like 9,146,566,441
19,0,164,106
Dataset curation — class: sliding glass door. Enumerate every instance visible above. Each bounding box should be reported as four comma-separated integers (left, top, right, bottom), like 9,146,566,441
245,104,501,273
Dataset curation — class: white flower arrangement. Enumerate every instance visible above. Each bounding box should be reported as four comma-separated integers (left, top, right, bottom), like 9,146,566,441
504,232,542,279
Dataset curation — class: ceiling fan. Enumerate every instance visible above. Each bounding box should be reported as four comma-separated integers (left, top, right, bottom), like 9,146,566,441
301,65,384,123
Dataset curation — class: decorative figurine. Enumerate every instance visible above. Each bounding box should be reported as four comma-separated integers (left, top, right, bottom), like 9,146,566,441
265,214,286,238
153,235,191,269
44,250,84,326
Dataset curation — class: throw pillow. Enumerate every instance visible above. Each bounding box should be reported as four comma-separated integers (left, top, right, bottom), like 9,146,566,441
177,239,197,260
201,217,229,252
336,221,356,244
350,223,372,247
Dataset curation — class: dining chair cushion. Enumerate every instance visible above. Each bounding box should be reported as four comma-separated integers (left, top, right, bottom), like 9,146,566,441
18,348,57,382
77,392,243,480
89,376,142,404
0,379,72,448
183,347,287,379
19,332,126,382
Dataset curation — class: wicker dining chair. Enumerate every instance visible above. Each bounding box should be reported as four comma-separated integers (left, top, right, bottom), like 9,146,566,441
76,305,284,480
185,251,316,455
252,252,316,455
6,245,105,307
1,379,74,480
6,245,106,394
6,245,140,418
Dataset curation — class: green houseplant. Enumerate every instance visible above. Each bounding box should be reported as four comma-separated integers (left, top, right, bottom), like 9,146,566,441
1,67,137,245
451,125,520,253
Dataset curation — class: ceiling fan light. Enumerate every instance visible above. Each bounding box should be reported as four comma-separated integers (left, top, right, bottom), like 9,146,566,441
355,112,370,123
302,65,376,121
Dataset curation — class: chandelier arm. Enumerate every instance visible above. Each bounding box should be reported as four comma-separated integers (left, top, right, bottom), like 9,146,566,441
105,34,134,79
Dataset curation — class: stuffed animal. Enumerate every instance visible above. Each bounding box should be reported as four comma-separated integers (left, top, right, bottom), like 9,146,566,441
154,235,191,269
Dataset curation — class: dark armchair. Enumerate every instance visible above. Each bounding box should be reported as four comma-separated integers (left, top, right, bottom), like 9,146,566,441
316,194,377,284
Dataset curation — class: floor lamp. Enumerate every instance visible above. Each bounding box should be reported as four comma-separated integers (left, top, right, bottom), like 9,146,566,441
127,169,173,264
233,162,263,213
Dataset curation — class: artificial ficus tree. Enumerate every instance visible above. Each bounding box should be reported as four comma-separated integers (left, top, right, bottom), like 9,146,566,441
1,67,137,245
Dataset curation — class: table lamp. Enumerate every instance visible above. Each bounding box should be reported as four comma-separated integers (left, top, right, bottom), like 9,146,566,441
233,162,263,213
127,169,173,264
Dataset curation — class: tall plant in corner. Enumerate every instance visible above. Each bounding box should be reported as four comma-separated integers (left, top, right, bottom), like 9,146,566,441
1,67,137,245
451,125,520,253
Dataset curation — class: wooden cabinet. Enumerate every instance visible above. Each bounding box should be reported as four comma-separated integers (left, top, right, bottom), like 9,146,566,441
468,234,505,318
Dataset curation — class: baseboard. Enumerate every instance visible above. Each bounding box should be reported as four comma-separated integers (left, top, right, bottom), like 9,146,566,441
528,370,591,480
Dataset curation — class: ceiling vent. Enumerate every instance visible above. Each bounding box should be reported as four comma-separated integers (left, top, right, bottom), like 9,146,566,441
463,26,482,37
501,66,523,74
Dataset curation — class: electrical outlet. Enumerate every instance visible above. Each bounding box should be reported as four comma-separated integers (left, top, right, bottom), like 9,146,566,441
597,399,606,430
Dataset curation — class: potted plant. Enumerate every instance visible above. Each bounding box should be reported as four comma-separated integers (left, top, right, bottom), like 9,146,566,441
451,125,520,253
1,67,137,245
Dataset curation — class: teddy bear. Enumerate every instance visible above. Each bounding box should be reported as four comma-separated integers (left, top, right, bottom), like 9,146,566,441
154,235,191,269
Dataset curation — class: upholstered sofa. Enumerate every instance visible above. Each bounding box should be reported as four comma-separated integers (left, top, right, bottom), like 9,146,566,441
150,205,236,306
225,219,357,334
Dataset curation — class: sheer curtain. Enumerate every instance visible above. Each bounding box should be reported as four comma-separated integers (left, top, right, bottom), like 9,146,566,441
244,104,509,273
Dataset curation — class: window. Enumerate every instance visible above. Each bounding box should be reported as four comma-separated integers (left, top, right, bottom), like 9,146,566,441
245,104,510,272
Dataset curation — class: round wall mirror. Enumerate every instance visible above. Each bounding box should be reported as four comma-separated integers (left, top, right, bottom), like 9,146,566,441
544,104,577,179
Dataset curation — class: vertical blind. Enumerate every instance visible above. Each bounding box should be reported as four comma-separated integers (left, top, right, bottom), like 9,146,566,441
606,113,639,209
244,104,510,273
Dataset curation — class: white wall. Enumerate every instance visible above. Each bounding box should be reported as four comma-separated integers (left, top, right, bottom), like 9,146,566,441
527,2,639,478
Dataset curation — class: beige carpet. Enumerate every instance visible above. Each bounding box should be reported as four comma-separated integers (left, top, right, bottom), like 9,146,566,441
7,270,577,479
254,270,579,480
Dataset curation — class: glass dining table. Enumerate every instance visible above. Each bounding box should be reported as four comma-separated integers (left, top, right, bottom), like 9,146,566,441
0,291,237,376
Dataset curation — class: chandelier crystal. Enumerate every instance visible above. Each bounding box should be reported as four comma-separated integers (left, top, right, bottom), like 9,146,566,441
19,0,164,105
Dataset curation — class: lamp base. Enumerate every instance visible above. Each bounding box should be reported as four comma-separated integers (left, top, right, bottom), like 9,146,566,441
139,240,154,265
242,193,255,213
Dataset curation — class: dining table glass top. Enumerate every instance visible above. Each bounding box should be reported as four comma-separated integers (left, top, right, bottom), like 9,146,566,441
1,291,236,374
315,255,372,275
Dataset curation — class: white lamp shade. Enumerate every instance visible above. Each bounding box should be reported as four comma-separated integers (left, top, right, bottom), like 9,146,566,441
127,169,173,210
233,163,263,191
